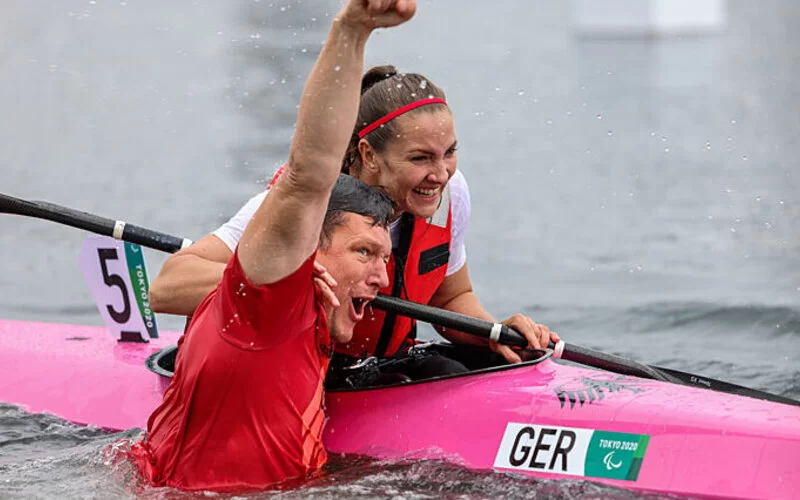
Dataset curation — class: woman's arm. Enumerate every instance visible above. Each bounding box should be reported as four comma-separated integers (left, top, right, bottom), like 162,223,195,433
429,263,558,363
428,263,493,345
148,234,232,316
149,190,267,316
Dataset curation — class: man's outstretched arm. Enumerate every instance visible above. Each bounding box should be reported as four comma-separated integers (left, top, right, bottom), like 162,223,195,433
238,0,416,286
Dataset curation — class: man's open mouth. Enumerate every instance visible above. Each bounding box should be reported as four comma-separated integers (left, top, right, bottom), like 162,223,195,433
350,296,373,321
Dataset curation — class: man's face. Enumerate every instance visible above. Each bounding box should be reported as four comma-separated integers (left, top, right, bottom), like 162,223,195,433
316,213,391,343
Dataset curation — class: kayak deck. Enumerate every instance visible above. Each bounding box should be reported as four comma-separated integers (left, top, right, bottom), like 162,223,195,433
0,318,180,431
2,318,799,499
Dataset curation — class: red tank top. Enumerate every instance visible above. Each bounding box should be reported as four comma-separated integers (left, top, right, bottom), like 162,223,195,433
129,252,331,492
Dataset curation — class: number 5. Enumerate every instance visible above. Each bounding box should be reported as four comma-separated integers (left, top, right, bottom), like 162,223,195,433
97,248,132,324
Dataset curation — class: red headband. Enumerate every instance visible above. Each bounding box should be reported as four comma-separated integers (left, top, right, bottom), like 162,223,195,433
357,97,447,139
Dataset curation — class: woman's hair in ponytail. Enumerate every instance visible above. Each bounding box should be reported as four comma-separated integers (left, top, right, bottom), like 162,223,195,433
342,65,448,174
360,65,398,95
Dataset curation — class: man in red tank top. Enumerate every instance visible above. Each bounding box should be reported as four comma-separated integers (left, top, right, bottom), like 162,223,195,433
128,0,415,491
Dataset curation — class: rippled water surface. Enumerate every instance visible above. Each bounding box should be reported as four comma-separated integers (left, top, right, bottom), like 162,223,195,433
1,0,798,498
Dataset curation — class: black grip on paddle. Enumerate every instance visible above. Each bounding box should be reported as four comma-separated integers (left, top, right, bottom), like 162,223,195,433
369,294,528,347
497,324,529,348
120,224,186,254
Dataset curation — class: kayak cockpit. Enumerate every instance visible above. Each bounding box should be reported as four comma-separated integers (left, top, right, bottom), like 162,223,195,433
144,342,553,391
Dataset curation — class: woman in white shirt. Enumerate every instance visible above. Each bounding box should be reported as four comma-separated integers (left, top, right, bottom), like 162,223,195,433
149,65,557,374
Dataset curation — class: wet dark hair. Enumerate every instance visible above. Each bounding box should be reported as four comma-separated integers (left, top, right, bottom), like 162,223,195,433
320,174,394,248
342,65,448,174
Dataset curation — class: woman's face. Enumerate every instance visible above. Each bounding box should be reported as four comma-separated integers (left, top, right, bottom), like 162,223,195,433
363,109,457,219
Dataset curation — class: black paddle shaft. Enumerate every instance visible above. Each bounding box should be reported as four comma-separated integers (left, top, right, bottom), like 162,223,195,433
0,193,188,254
370,295,529,348
372,295,799,406
3,191,797,406
558,343,681,383
371,294,677,383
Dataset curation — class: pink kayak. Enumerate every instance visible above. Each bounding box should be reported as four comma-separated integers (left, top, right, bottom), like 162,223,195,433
1,317,798,500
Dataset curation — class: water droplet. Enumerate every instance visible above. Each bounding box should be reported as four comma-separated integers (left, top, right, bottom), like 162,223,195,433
517,90,525,96
664,147,670,153
494,86,501,91
704,142,712,150
731,119,737,124
741,155,748,161
607,130,613,136
334,65,341,72
596,114,602,120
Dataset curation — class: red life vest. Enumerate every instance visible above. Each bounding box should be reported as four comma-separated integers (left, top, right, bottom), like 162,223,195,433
261,166,452,358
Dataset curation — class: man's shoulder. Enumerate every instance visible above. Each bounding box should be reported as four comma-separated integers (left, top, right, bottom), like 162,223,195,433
202,251,320,351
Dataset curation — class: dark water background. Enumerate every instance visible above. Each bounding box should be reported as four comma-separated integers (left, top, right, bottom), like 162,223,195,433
1,0,798,498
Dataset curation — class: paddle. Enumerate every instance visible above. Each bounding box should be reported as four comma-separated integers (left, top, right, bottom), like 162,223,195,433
370,294,680,383
3,192,798,406
372,294,800,406
0,193,192,253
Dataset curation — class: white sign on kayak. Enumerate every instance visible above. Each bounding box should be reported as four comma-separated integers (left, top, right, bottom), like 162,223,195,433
78,235,159,342
494,422,649,481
